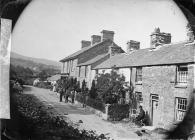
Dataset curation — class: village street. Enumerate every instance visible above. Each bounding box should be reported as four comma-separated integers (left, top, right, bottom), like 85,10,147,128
23,86,140,140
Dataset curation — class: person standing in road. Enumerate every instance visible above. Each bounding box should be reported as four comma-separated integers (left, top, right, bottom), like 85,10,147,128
59,87,63,102
71,90,75,104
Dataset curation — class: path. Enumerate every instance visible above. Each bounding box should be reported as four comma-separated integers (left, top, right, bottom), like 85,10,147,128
23,86,140,140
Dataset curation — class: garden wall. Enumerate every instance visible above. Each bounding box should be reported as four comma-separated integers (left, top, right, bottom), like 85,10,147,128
75,93,129,121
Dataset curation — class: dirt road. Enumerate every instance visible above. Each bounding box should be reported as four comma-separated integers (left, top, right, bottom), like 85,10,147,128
23,86,140,140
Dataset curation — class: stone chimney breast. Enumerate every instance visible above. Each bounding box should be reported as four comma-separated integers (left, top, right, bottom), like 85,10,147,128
127,40,140,53
101,30,114,41
91,35,101,45
150,27,171,48
186,24,194,42
81,40,91,49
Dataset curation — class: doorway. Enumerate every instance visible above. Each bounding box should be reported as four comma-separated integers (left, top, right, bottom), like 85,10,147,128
150,94,159,126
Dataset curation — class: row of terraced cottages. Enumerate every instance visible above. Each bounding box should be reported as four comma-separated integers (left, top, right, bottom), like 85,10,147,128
60,28,195,127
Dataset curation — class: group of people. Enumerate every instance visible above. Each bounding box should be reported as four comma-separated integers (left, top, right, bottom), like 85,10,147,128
58,87,75,103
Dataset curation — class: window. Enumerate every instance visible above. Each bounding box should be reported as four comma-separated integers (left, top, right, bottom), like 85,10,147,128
136,92,143,103
71,60,74,72
175,98,187,121
176,65,188,85
136,67,142,83
78,66,81,77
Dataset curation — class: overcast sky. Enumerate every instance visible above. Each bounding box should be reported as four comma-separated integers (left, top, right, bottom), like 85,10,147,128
11,0,188,61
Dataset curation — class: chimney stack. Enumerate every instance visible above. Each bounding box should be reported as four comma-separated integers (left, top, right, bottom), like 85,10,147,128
81,40,91,49
186,24,194,42
101,30,114,41
126,40,140,53
109,43,123,56
91,35,101,45
150,27,171,48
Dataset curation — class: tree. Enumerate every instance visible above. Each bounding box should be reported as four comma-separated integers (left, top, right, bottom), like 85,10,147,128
89,80,97,99
38,70,48,81
81,80,86,92
96,70,127,104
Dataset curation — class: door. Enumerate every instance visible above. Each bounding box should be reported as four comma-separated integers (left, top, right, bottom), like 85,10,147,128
151,94,159,126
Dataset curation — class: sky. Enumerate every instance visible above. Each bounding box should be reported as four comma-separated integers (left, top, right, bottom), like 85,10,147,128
11,0,188,61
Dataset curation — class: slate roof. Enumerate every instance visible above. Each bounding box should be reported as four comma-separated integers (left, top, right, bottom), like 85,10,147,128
47,74,61,81
93,41,195,69
77,53,109,66
59,40,110,62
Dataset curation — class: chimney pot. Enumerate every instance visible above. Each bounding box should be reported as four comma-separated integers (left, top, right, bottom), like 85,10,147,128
101,30,114,41
150,27,171,48
127,40,140,53
186,24,194,42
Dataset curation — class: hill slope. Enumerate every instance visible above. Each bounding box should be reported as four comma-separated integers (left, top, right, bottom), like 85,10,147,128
10,52,61,72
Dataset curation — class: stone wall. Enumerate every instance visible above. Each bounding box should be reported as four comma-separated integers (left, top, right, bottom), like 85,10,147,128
140,64,194,128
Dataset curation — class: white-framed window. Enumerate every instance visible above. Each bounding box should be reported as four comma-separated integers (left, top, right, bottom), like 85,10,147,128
136,67,142,83
176,65,188,85
175,97,187,121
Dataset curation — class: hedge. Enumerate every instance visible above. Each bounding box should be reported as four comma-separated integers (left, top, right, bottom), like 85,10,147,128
75,94,105,113
75,93,84,103
86,98,105,113
10,92,107,139
108,104,129,121
36,81,52,89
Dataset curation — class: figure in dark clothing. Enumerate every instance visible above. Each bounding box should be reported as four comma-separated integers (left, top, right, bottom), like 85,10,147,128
71,91,75,104
136,106,145,122
65,88,71,103
82,88,88,108
59,88,63,102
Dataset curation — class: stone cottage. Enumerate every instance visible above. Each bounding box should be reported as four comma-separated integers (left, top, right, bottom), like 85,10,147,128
93,28,195,127
60,30,124,88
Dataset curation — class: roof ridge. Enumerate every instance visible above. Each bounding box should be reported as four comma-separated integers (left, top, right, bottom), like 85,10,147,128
60,39,112,62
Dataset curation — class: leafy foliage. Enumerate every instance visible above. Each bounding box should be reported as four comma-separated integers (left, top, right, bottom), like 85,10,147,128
56,77,81,93
86,97,105,113
96,70,127,104
75,93,105,113
10,64,34,85
10,90,108,139
36,81,52,89
81,80,87,92
108,104,129,121
10,63,60,85
89,80,97,99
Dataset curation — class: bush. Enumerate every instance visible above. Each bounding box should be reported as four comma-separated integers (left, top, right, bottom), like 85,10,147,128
10,93,108,139
75,93,105,113
36,81,52,89
108,104,129,121
89,80,97,99
86,98,105,113
75,93,84,103
96,70,127,104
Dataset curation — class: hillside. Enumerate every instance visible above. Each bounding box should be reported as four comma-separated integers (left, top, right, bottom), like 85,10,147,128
10,52,61,72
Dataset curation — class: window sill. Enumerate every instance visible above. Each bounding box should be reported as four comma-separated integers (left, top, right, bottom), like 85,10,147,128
135,82,142,85
175,84,187,88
